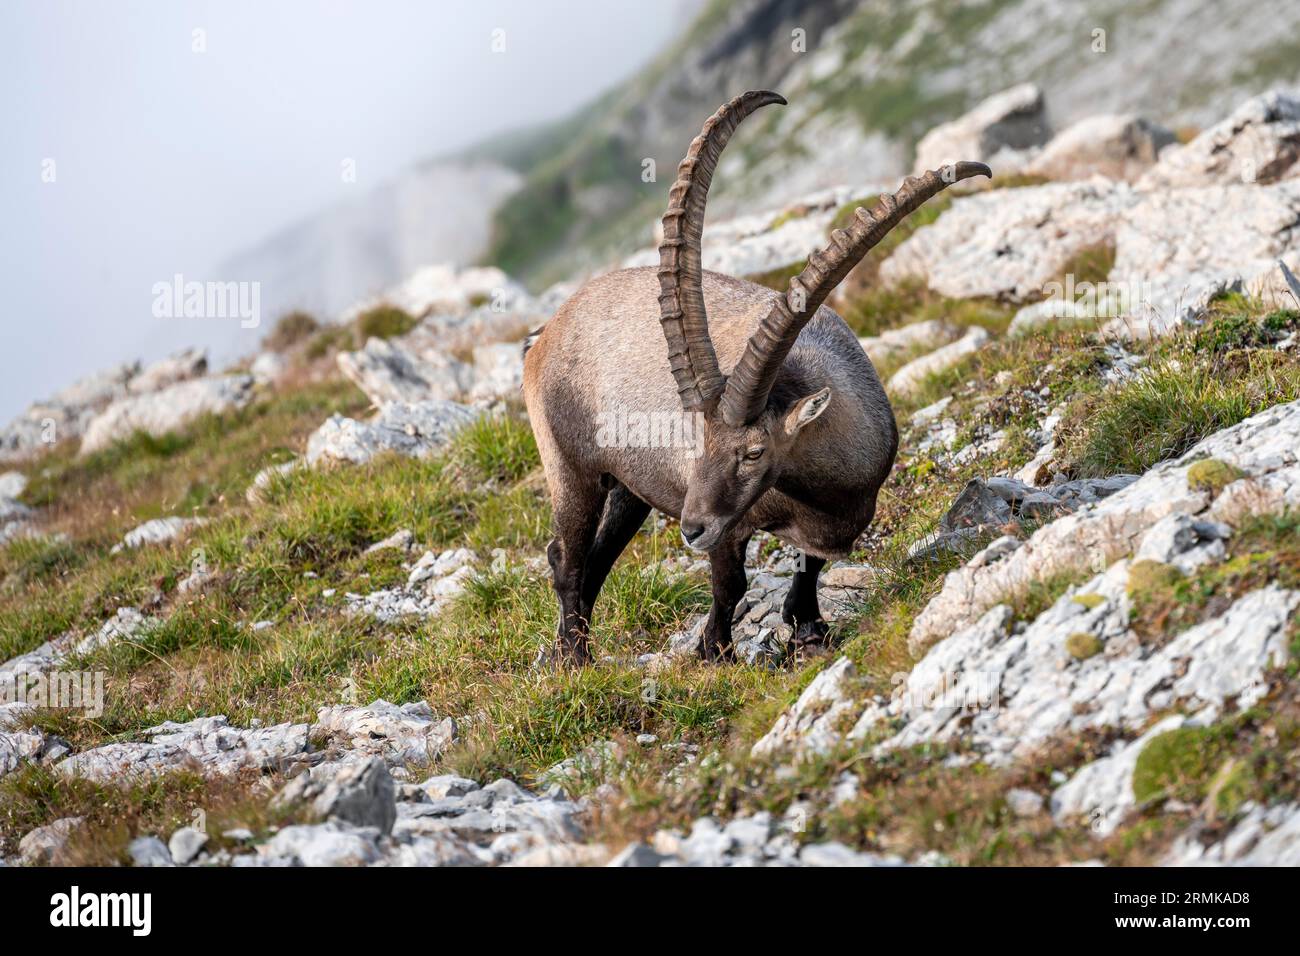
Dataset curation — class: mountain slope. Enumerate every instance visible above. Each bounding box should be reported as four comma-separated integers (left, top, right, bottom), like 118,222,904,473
482,0,1300,288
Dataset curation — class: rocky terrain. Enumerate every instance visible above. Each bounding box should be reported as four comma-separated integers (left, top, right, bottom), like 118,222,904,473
2,82,1300,868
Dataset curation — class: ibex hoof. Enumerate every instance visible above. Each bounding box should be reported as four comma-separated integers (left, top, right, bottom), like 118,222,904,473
697,639,735,665
532,642,592,669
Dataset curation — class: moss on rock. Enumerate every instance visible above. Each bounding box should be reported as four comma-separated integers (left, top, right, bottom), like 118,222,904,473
1065,632,1104,660
1127,559,1183,598
1186,458,1245,494
1132,725,1228,803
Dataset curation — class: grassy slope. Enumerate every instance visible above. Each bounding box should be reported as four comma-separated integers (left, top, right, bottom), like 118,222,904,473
3,264,1297,863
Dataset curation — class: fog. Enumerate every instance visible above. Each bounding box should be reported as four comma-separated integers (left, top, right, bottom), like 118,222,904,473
0,0,688,420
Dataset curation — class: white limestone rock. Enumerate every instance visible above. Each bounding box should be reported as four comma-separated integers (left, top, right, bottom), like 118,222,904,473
1051,715,1189,836
751,657,859,759
888,327,991,395
305,399,479,467
313,699,456,769
111,516,205,553
79,375,254,455
910,399,1300,654
912,83,1050,176
1162,802,1300,865
858,319,961,369
881,179,1136,302
1026,113,1175,183
1138,89,1300,190
1103,182,1300,338
337,337,469,405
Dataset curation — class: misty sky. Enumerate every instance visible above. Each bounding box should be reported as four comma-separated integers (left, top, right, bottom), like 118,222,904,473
0,0,689,420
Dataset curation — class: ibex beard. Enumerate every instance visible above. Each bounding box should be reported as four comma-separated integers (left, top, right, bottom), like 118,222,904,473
523,90,991,664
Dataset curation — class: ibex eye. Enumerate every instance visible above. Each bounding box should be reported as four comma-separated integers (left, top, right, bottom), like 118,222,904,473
744,447,765,461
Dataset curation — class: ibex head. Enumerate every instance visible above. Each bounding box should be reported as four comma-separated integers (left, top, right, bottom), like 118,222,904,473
658,91,990,551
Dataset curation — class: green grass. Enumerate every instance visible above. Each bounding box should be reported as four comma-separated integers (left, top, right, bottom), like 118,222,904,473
353,304,418,342
262,310,320,352
448,412,540,485
1058,350,1300,477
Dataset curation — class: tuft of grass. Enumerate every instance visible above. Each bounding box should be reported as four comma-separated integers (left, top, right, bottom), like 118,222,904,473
1132,725,1232,805
1186,458,1244,494
0,764,302,864
1065,632,1103,660
1058,350,1300,478
262,310,320,352
353,304,417,344
449,414,540,485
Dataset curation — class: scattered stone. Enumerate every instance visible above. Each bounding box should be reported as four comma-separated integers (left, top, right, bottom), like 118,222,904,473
346,547,477,621
858,319,960,368
261,822,379,867
418,774,480,800
306,399,479,467
168,826,208,865
543,740,624,792
912,83,1050,176
1051,716,1187,836
1104,181,1300,337
111,516,205,553
881,179,1136,302
909,399,1300,654
1162,802,1300,865
249,351,287,385
58,715,313,783
276,756,397,835
1138,89,1300,190
337,337,468,405
313,699,456,769
1026,113,1175,182
80,375,254,455
751,657,858,759
19,816,83,865
127,835,173,867
877,582,1298,765
364,528,414,555
244,459,302,503
341,263,529,325
1005,787,1045,818
888,327,991,395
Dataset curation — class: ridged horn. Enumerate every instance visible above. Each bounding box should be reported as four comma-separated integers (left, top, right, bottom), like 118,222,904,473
718,161,992,426
658,90,786,411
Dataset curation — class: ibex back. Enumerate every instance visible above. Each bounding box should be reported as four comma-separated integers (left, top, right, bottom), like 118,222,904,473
524,90,990,663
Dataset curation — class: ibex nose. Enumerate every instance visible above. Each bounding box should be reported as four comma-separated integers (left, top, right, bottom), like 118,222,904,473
681,521,706,545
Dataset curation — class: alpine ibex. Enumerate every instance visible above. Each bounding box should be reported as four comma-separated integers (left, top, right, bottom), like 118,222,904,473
524,90,989,663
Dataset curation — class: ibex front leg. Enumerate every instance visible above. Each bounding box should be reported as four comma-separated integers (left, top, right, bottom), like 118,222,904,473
700,531,751,662
546,471,607,666
782,553,829,648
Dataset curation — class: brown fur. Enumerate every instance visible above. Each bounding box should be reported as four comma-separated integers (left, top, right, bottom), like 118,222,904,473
524,266,897,663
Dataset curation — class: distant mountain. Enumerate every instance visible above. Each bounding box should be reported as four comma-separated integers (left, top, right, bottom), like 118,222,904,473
477,0,1300,288
219,0,1300,309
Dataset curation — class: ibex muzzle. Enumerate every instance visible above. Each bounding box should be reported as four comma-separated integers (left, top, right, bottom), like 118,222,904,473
523,90,990,663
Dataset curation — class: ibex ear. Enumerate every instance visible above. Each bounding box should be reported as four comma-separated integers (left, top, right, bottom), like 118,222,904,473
783,387,832,436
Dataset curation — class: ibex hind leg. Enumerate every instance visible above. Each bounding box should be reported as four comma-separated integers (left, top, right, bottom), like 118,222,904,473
545,468,607,666
580,481,652,623
701,531,752,663
782,554,829,648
